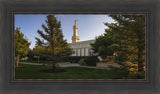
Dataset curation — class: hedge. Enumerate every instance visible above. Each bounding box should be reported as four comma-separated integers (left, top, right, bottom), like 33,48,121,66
68,56,99,66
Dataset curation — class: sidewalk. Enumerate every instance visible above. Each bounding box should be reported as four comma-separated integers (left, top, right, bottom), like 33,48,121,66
79,66,110,69
60,63,109,69
19,62,111,69
19,62,43,65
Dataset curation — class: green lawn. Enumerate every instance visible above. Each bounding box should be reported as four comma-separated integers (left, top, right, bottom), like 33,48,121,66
15,64,127,79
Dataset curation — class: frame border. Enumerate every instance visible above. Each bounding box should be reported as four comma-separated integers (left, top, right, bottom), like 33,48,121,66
0,0,159,94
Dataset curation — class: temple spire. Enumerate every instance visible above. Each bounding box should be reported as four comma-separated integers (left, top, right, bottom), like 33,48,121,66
75,20,77,25
72,20,79,43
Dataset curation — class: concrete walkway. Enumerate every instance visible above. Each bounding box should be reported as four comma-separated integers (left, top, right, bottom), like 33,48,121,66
19,62,111,69
60,63,109,69
59,63,80,67
79,66,110,69
19,62,43,65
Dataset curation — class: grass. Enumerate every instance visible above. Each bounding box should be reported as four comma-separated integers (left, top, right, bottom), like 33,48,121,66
15,64,127,79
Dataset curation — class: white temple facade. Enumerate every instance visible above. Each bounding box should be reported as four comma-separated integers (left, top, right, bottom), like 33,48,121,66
69,20,95,56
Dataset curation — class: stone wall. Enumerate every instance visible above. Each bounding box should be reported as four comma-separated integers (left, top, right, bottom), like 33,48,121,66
96,62,121,68
55,62,71,66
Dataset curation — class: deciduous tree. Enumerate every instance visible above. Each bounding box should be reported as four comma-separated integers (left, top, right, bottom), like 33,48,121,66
15,27,31,67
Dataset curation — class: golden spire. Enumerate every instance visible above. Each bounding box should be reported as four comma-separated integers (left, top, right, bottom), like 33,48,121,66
75,20,77,25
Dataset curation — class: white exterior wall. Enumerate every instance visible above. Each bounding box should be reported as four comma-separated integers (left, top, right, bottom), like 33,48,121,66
85,48,89,56
69,40,95,56
81,48,84,56
77,49,80,56
76,49,78,56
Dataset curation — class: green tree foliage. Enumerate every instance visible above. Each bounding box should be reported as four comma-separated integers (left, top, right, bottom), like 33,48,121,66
91,15,145,72
91,27,120,59
33,45,46,55
15,27,31,67
35,15,72,71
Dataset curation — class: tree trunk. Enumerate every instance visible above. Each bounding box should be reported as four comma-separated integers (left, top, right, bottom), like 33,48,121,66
52,46,55,55
16,55,19,68
51,46,56,71
138,35,144,72
138,50,143,72
52,62,56,72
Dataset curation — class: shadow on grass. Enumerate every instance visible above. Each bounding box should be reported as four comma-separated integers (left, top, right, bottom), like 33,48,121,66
40,69,66,73
15,66,25,68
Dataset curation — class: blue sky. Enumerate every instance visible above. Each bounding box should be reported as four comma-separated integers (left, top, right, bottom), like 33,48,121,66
15,14,115,49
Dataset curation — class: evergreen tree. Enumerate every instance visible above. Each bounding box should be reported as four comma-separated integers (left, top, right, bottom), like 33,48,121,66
91,15,145,72
109,15,145,72
35,15,72,71
91,24,120,59
15,27,31,67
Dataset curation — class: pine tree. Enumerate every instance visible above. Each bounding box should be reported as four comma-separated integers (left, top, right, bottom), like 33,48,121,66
15,27,31,67
35,15,72,71
91,15,145,72
109,15,145,72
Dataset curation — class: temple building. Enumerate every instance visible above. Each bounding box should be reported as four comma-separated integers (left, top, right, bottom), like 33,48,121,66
69,20,95,56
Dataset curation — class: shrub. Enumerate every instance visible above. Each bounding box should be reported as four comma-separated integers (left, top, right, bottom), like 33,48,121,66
127,71,145,79
127,72,138,79
68,56,97,63
78,59,86,65
136,71,145,79
119,62,131,78
107,56,114,61
68,56,99,66
85,56,99,66
67,56,85,63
